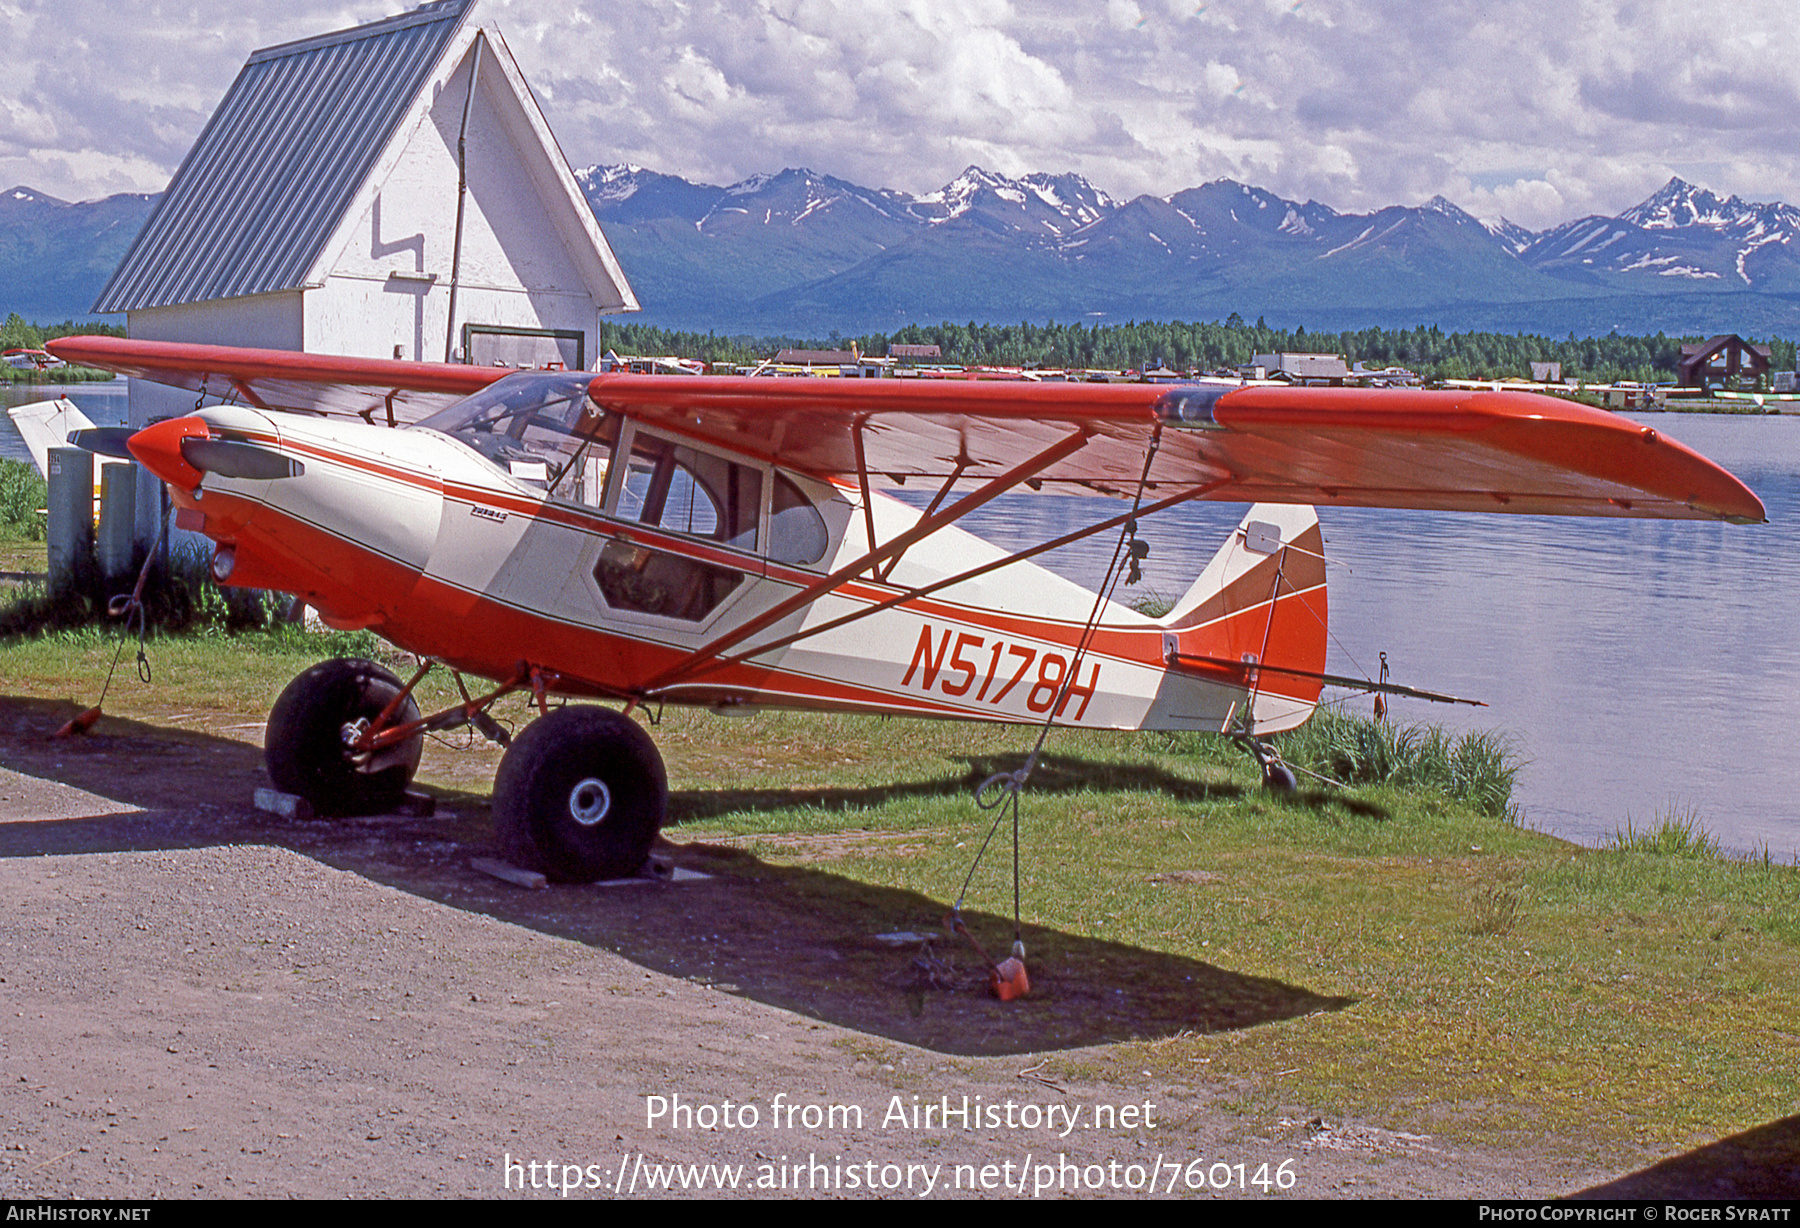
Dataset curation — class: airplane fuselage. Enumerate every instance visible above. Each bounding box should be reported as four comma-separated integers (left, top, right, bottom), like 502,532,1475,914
135,401,1325,737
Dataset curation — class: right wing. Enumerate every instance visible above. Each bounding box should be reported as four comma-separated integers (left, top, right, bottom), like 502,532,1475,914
45,336,506,425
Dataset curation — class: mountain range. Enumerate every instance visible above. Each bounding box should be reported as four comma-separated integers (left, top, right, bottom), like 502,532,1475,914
0,186,159,323
5,169,1798,338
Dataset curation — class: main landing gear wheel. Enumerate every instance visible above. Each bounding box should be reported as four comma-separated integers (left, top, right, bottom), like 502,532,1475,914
265,658,423,816
493,705,667,884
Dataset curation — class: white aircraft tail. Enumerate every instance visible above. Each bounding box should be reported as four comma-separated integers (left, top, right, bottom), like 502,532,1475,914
7,398,99,478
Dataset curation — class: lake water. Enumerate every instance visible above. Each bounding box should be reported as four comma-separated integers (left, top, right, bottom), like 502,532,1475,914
0,379,130,463
926,412,1800,858
5,385,1794,855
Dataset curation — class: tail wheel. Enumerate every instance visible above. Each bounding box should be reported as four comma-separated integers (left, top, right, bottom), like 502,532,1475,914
1233,732,1299,794
493,706,666,883
265,658,423,816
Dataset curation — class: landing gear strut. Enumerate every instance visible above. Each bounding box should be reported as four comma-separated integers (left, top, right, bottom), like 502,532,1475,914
265,656,666,881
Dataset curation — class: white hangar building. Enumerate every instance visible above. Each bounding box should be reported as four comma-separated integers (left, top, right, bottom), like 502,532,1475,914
95,0,637,426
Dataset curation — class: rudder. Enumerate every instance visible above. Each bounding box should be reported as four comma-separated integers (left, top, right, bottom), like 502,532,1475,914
1161,504,1328,735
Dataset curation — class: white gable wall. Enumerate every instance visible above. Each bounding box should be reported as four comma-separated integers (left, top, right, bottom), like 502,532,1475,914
122,26,634,426
312,35,611,364
126,292,305,425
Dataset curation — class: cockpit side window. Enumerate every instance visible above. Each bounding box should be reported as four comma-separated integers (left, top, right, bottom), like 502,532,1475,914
615,433,762,553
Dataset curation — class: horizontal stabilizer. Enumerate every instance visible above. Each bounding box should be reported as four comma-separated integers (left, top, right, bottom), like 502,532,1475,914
1167,653,1485,707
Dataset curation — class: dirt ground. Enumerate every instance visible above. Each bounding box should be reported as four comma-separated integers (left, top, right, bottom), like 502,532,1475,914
0,695,1778,1199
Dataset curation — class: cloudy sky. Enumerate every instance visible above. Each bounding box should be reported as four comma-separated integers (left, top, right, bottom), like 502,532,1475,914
3,0,1795,231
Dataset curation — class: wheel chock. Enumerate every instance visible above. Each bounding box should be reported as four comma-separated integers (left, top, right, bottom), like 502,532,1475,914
991,941,1031,1001
471,856,548,890
51,706,102,739
253,787,314,821
950,913,1031,1002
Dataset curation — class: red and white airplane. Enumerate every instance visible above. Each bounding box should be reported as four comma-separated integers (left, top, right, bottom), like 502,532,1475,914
47,335,1764,884
3,347,67,372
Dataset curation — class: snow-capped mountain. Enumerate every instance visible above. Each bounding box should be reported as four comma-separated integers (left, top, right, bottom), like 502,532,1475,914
0,186,159,321
574,167,1800,334
7,170,1797,336
1520,178,1800,292
905,167,1115,236
1483,218,1538,256
1620,177,1799,235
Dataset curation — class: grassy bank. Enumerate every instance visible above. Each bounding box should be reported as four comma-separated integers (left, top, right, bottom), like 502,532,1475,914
1,628,1795,1164
665,711,1799,1157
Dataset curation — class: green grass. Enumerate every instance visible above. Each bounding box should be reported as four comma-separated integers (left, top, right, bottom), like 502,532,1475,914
0,458,48,541
0,533,290,637
657,709,1798,1157
1,629,1795,1163
1278,706,1523,818
1610,805,1722,859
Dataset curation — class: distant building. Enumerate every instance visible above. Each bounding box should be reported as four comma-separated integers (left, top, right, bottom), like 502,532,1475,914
95,0,636,426
1678,335,1772,389
1352,362,1421,386
1252,352,1350,384
888,343,942,360
1530,361,1562,383
775,348,860,366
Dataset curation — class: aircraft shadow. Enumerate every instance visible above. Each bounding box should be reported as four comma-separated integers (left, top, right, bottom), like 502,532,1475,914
1567,1114,1800,1198
666,749,1254,822
0,696,1352,1057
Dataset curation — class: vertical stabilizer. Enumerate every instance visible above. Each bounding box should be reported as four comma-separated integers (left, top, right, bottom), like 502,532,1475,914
1161,504,1328,734
7,399,97,478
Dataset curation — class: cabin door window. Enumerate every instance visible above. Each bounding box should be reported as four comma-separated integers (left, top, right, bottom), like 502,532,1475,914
594,430,762,622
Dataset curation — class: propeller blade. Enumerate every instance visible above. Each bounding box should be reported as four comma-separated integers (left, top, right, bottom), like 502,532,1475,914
178,438,305,480
66,427,138,458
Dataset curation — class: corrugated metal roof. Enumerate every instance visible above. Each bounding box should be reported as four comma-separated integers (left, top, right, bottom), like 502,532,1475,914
95,0,474,314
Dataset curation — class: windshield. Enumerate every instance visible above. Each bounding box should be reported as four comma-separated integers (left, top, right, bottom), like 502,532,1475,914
415,372,613,500
415,371,831,568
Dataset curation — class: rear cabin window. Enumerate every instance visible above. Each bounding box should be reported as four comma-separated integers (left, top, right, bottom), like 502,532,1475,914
615,434,762,552
769,473,828,565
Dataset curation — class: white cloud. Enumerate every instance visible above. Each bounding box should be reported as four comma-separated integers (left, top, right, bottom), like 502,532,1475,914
2,0,1797,230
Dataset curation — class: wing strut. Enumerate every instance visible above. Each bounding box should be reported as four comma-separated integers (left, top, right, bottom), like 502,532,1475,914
636,429,1092,695
658,477,1231,692
230,379,272,411
852,416,880,571
880,456,968,581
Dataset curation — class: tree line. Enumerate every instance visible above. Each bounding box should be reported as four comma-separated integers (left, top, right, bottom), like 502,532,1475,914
601,317,1796,385
10,312,1791,386
0,313,127,382
0,313,127,351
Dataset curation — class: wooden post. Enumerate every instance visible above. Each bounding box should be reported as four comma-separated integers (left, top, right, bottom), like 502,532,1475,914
45,446,91,597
